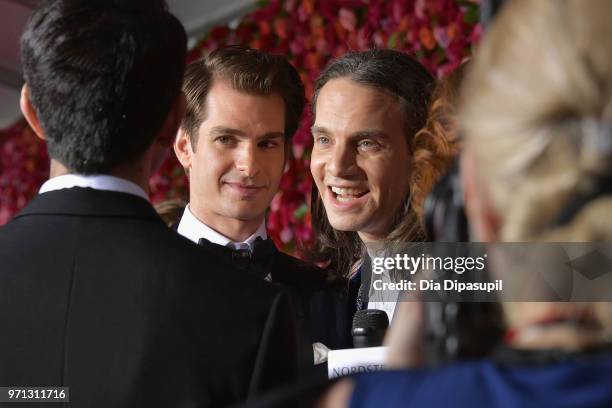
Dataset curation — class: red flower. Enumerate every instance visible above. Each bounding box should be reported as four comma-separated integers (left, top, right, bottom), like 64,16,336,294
274,17,290,40
419,26,437,50
258,20,272,36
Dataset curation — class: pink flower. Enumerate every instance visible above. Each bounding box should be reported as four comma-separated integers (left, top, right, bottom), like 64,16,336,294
415,0,427,19
0,206,11,225
280,226,293,244
434,26,451,48
373,31,385,47
338,8,357,32
297,5,309,22
315,38,328,53
284,0,297,13
290,39,306,55
270,193,282,212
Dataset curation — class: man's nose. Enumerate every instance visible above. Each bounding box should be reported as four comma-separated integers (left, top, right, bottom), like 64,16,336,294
327,143,357,178
235,144,260,177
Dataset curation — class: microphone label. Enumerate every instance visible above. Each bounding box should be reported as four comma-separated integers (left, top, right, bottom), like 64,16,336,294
327,346,388,379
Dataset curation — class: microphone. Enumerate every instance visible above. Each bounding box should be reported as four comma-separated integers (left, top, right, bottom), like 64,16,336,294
352,309,389,348
328,310,390,378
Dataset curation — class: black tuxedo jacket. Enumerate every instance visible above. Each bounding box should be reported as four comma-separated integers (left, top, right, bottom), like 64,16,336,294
196,238,353,376
0,187,298,407
267,252,353,361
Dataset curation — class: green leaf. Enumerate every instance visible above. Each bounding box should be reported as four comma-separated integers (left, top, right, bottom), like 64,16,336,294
355,7,367,26
463,3,480,25
294,203,308,220
435,46,446,62
387,32,399,49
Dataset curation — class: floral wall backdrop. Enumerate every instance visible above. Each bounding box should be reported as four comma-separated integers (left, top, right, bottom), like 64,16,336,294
0,0,481,254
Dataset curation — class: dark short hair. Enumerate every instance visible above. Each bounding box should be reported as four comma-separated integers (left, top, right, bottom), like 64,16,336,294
309,50,435,279
181,46,305,152
21,0,187,173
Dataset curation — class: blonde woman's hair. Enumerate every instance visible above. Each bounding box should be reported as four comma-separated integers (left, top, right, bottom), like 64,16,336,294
462,0,612,335
461,0,612,242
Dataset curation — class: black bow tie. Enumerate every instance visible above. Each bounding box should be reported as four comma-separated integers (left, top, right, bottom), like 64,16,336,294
197,236,277,280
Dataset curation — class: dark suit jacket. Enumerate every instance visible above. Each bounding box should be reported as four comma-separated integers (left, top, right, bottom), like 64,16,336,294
196,238,353,377
268,251,353,369
0,187,298,407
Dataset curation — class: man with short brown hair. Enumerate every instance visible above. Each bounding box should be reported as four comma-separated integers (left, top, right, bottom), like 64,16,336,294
176,46,303,247
174,46,352,375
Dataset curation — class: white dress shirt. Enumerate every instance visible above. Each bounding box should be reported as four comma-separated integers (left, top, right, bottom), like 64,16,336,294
39,174,148,200
177,204,267,249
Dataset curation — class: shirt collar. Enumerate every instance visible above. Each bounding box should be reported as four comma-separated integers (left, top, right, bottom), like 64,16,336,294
177,204,267,249
39,174,148,201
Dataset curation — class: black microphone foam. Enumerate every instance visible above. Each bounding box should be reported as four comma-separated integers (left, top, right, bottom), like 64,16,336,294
352,309,389,348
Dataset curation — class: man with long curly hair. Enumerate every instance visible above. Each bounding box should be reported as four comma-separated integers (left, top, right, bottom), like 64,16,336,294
310,50,456,321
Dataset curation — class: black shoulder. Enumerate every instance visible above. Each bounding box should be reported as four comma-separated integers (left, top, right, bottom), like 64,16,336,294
271,251,347,292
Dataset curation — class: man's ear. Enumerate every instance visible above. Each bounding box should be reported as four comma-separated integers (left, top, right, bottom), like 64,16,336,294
156,91,187,148
174,126,194,170
20,85,45,140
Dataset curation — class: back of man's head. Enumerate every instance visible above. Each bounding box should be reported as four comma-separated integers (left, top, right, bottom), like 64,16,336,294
21,0,187,174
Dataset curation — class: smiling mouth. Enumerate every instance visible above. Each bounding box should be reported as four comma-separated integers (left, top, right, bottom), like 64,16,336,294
329,186,368,202
229,183,262,189
225,182,266,195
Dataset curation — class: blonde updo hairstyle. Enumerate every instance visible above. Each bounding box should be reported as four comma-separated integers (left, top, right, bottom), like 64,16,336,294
461,0,612,243
461,0,612,334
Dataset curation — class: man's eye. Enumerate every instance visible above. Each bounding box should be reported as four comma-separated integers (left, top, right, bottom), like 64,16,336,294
215,135,236,145
357,139,378,151
315,136,330,145
260,140,280,149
